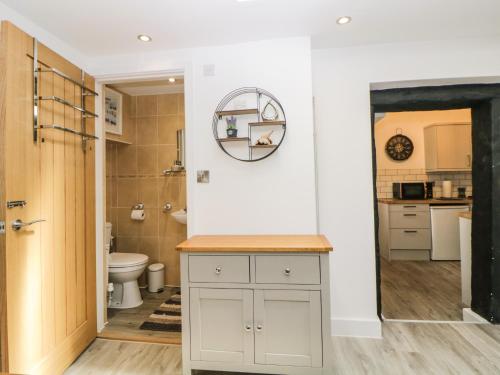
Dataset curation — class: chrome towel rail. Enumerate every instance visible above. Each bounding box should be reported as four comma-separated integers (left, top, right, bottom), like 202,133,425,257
37,124,99,140
33,38,98,146
38,67,98,96
39,96,98,118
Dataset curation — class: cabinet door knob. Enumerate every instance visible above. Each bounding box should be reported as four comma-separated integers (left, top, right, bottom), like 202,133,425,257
215,266,222,275
255,324,263,332
244,324,252,332
284,267,291,276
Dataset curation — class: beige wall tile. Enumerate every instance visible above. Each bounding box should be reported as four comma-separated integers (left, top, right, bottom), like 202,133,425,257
158,116,179,145
116,208,140,237
137,95,157,117
116,145,137,176
117,177,138,207
158,94,178,116
137,145,158,176
136,117,158,145
139,236,160,264
158,145,177,171
116,236,139,252
139,209,159,237
178,94,184,114
138,177,159,208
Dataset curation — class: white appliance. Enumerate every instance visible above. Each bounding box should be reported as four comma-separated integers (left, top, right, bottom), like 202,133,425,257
430,205,470,260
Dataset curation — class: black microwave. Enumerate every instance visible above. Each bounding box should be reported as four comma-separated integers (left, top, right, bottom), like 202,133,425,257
392,182,426,200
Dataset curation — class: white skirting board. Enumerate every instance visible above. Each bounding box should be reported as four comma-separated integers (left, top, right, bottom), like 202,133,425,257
331,317,382,338
463,308,489,324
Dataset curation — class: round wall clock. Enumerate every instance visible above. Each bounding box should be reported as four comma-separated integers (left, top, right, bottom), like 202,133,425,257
385,134,414,161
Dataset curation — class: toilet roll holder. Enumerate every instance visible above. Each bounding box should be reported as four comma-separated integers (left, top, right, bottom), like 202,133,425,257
132,203,144,210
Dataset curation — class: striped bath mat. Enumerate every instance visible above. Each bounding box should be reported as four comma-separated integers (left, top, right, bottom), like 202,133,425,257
140,292,182,332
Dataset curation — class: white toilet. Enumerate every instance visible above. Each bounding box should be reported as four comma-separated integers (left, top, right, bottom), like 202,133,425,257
105,222,149,309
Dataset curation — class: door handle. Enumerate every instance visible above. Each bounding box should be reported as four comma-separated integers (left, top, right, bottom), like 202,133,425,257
11,218,46,231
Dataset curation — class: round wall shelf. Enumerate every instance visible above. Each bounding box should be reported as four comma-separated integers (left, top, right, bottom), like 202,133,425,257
212,87,286,162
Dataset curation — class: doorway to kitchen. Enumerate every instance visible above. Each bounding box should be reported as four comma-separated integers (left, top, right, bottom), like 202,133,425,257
99,76,187,344
375,109,472,321
370,82,500,324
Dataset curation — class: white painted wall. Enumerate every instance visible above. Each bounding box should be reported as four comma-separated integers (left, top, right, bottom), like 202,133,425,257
92,37,317,236
312,36,500,337
0,2,87,69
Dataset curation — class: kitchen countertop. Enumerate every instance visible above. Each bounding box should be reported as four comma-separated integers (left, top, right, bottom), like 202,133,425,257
176,235,333,253
458,212,472,220
378,198,472,205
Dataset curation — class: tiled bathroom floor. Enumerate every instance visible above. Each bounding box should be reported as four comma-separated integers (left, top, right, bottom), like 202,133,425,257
98,287,182,344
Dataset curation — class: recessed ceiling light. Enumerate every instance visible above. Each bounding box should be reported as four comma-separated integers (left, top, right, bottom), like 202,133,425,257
137,34,152,42
336,16,352,25
168,77,176,83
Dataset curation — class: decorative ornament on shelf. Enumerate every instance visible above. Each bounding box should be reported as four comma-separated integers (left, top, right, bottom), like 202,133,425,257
385,128,414,161
256,130,274,145
226,116,238,138
261,100,279,121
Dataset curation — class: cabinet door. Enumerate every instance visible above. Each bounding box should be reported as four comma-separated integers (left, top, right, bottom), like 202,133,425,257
436,124,472,170
190,288,254,364
254,290,322,368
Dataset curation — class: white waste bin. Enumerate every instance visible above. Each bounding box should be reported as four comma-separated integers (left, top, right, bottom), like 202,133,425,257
148,263,165,293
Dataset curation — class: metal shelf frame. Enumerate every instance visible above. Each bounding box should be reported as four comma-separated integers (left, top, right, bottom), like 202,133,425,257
212,87,286,162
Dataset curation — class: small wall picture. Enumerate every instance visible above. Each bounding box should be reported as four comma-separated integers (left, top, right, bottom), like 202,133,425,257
105,87,123,135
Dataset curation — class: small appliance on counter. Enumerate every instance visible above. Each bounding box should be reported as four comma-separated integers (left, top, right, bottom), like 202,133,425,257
425,182,434,199
392,182,426,200
458,187,466,199
442,180,453,198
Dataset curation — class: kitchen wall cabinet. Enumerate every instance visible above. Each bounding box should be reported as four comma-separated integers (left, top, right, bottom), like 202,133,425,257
424,123,472,172
178,236,332,375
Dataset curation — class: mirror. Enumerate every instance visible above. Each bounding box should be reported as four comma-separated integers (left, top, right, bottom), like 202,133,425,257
176,129,185,169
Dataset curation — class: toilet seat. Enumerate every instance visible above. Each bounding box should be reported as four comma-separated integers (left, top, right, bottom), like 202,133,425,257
109,252,148,268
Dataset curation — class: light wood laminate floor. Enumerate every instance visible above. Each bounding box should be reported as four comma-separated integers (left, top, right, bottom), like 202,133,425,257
99,287,181,344
66,322,500,375
381,258,462,321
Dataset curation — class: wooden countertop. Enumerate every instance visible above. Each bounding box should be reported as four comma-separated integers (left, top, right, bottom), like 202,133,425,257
378,198,472,205
176,235,333,253
458,212,472,220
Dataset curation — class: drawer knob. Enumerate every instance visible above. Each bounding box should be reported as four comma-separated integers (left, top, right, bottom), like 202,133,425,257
255,324,263,332
284,267,291,276
244,324,252,332
215,266,222,275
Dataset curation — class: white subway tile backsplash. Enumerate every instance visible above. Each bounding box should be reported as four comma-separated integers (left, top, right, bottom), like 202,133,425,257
376,168,473,199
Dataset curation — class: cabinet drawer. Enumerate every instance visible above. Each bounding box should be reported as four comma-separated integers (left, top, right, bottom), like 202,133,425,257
389,204,429,212
389,211,430,229
390,229,431,250
255,255,320,285
189,255,250,283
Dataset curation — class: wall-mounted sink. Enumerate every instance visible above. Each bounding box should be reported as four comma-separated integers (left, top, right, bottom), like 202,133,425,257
171,209,187,225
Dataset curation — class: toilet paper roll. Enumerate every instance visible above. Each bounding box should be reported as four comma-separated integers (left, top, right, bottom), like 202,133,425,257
442,180,453,198
131,209,145,221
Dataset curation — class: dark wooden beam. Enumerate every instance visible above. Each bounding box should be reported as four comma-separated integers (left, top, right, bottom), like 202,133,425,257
371,84,500,113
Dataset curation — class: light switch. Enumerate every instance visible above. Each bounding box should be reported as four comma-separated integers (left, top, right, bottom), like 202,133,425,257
197,170,210,183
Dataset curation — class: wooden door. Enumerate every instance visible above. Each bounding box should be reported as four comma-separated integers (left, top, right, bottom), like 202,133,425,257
254,290,322,368
0,21,96,374
190,288,254,364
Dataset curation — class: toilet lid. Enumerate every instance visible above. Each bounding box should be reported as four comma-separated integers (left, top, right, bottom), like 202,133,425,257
109,252,149,267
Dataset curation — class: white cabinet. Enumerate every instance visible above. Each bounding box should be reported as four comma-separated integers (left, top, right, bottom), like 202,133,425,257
189,288,254,364
379,203,431,260
424,123,472,172
181,251,331,375
254,290,322,368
